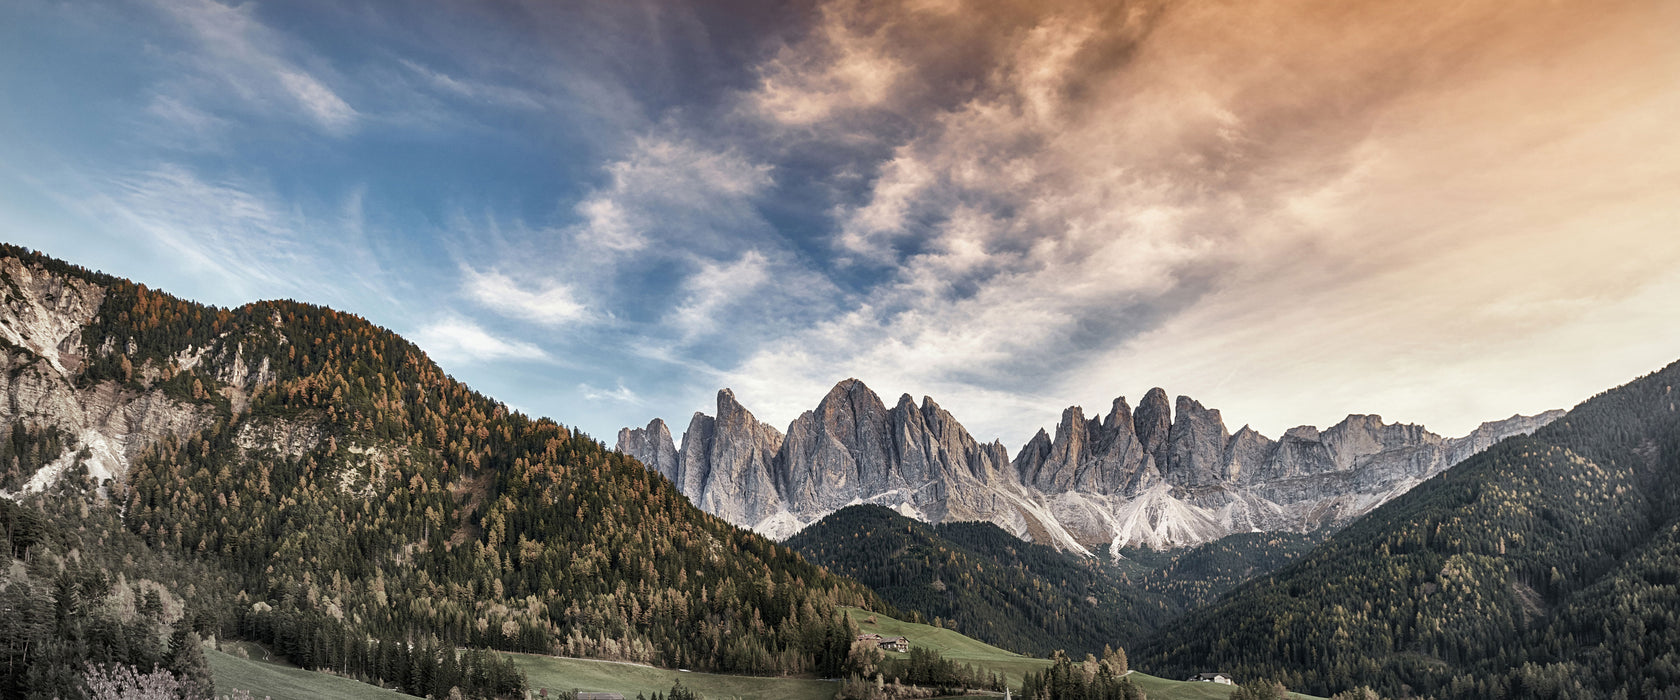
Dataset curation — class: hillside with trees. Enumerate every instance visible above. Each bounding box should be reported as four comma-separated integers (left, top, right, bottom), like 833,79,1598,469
1139,359,1680,698
0,245,889,699
787,504,1180,656
1126,532,1323,608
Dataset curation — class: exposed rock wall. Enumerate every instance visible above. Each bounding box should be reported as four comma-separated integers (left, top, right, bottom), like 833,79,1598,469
619,378,1563,553
0,255,258,498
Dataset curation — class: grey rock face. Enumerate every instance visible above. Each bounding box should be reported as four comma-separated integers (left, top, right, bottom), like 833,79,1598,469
1134,388,1173,473
1223,426,1274,483
1167,396,1229,486
1446,410,1568,465
778,379,897,515
679,390,784,526
0,256,264,498
1014,398,1150,497
617,418,679,483
617,385,1564,552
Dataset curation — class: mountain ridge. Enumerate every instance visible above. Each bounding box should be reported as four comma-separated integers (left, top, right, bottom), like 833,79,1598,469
0,243,890,698
1137,357,1680,698
620,379,1562,552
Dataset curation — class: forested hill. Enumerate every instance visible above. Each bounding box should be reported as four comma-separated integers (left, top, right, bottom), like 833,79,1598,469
1138,359,1680,699
0,244,889,699
786,504,1180,656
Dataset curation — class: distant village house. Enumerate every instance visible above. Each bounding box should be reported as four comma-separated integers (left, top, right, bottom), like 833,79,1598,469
854,633,910,653
1188,672,1234,685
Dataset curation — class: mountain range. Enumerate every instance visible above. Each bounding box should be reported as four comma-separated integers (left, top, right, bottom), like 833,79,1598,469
619,380,1561,552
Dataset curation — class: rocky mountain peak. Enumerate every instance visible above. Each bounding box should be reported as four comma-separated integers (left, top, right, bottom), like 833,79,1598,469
1135,388,1173,470
617,418,678,483
1168,395,1229,486
675,390,784,527
618,378,1564,553
1103,397,1133,432
1283,425,1321,440
1223,425,1274,483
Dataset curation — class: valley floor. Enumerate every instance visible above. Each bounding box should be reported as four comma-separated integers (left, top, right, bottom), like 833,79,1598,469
208,646,421,700
209,627,1329,700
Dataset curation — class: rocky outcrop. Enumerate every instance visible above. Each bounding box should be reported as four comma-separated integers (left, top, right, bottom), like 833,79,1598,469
1447,410,1567,466
618,418,679,483
1167,397,1229,486
676,390,785,527
1015,398,1153,497
620,378,1564,553
1134,388,1173,474
0,256,234,497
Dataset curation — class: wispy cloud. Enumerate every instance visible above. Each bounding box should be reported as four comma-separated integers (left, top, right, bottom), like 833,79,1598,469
570,136,774,256
463,267,590,327
668,250,771,341
751,0,906,126
398,59,546,112
95,165,305,295
149,0,359,135
580,381,644,405
413,317,549,366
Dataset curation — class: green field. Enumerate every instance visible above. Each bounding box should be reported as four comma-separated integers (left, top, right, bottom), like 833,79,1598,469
510,654,838,700
208,645,420,700
844,607,1052,689
844,608,1326,700
209,626,1325,700
1126,673,1325,700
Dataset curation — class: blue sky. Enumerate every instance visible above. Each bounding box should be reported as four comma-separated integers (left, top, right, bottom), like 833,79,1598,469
6,0,1680,448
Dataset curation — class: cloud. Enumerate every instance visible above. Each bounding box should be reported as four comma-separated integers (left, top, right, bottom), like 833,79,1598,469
463,267,590,327
570,136,774,256
751,0,906,126
413,317,549,365
149,0,359,134
668,250,772,340
96,165,305,294
679,0,1680,445
398,58,546,112
580,381,645,406
36,163,411,312
275,70,357,132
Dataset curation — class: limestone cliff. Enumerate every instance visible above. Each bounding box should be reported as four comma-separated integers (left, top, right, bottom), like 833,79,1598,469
619,378,1561,553
0,249,303,499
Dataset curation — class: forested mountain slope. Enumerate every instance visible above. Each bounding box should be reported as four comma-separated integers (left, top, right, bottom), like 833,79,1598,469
1126,531,1323,608
1139,359,1680,699
786,504,1180,656
0,244,888,699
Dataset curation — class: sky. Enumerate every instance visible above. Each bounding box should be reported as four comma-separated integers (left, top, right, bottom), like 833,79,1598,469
4,0,1679,449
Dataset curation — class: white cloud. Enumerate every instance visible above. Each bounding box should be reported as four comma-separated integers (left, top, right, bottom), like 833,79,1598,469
398,58,546,112
276,70,357,132
413,317,549,366
150,0,359,134
97,165,303,293
463,267,590,327
669,251,771,340
751,0,905,126
570,136,774,256
580,381,645,406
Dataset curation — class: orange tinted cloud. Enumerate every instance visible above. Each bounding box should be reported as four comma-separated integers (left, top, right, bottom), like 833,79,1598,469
717,0,1680,442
